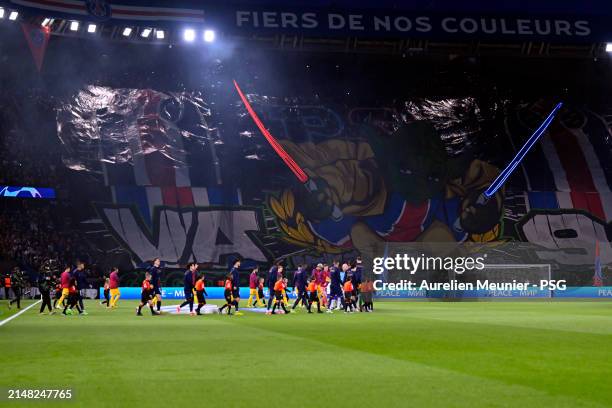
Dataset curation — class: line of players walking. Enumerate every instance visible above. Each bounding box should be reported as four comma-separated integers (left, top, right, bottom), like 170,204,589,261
142,257,375,317
263,258,374,315
46,262,93,315
4,257,374,317
212,257,375,316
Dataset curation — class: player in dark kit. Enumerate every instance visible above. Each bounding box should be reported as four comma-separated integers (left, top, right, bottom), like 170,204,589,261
72,261,88,315
177,263,198,315
148,258,163,312
219,274,237,315
266,262,281,312
328,260,343,310
194,273,208,315
292,264,309,311
230,260,243,316
137,271,159,316
100,276,110,307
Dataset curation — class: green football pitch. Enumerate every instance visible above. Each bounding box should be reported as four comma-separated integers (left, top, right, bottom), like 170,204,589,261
1,300,611,407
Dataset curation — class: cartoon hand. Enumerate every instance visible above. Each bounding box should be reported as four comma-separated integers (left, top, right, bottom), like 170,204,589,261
279,138,385,220
295,177,338,221
458,188,503,234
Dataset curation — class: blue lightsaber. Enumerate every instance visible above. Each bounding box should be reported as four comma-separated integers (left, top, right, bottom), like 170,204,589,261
481,102,563,202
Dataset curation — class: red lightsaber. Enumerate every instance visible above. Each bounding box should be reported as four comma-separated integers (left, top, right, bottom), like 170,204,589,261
234,80,308,183
234,80,343,220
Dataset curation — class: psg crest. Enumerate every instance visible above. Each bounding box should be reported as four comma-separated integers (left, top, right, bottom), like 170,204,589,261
85,0,111,20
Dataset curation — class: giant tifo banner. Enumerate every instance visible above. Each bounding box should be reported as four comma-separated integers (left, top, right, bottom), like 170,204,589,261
56,86,612,283
7,0,612,42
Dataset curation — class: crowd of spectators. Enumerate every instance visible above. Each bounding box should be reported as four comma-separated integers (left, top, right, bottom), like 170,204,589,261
0,93,61,186
0,202,91,275
0,94,100,286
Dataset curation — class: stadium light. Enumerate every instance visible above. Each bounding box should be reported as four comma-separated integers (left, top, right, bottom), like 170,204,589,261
140,28,152,38
0,8,4,19
203,29,215,42
87,23,97,33
42,18,53,27
122,27,132,37
8,11,18,21
69,21,79,31
156,29,165,39
183,28,195,42
606,43,612,53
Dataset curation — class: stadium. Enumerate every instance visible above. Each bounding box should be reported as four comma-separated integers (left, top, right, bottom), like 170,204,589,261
0,0,611,407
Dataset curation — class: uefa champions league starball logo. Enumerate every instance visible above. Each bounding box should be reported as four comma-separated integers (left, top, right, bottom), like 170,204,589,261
0,186,42,198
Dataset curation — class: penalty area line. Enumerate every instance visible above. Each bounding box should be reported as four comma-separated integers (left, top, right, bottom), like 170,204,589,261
0,300,41,327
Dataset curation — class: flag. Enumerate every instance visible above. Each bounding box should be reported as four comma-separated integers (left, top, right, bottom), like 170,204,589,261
21,23,51,72
593,241,603,287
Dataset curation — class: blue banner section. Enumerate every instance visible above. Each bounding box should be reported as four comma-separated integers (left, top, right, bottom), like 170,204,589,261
554,286,612,298
99,286,274,300
102,286,612,300
374,288,551,299
374,287,612,299
0,186,56,199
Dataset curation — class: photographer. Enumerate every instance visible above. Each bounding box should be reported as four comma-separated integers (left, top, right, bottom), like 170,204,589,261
38,272,55,314
38,260,57,315
8,267,24,309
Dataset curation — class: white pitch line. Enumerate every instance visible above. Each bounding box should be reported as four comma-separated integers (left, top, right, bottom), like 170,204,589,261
0,300,42,327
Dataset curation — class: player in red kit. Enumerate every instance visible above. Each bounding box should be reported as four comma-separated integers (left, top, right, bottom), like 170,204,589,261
55,266,72,309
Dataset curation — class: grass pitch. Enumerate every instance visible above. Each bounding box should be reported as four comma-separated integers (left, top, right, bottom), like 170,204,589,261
1,300,611,407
